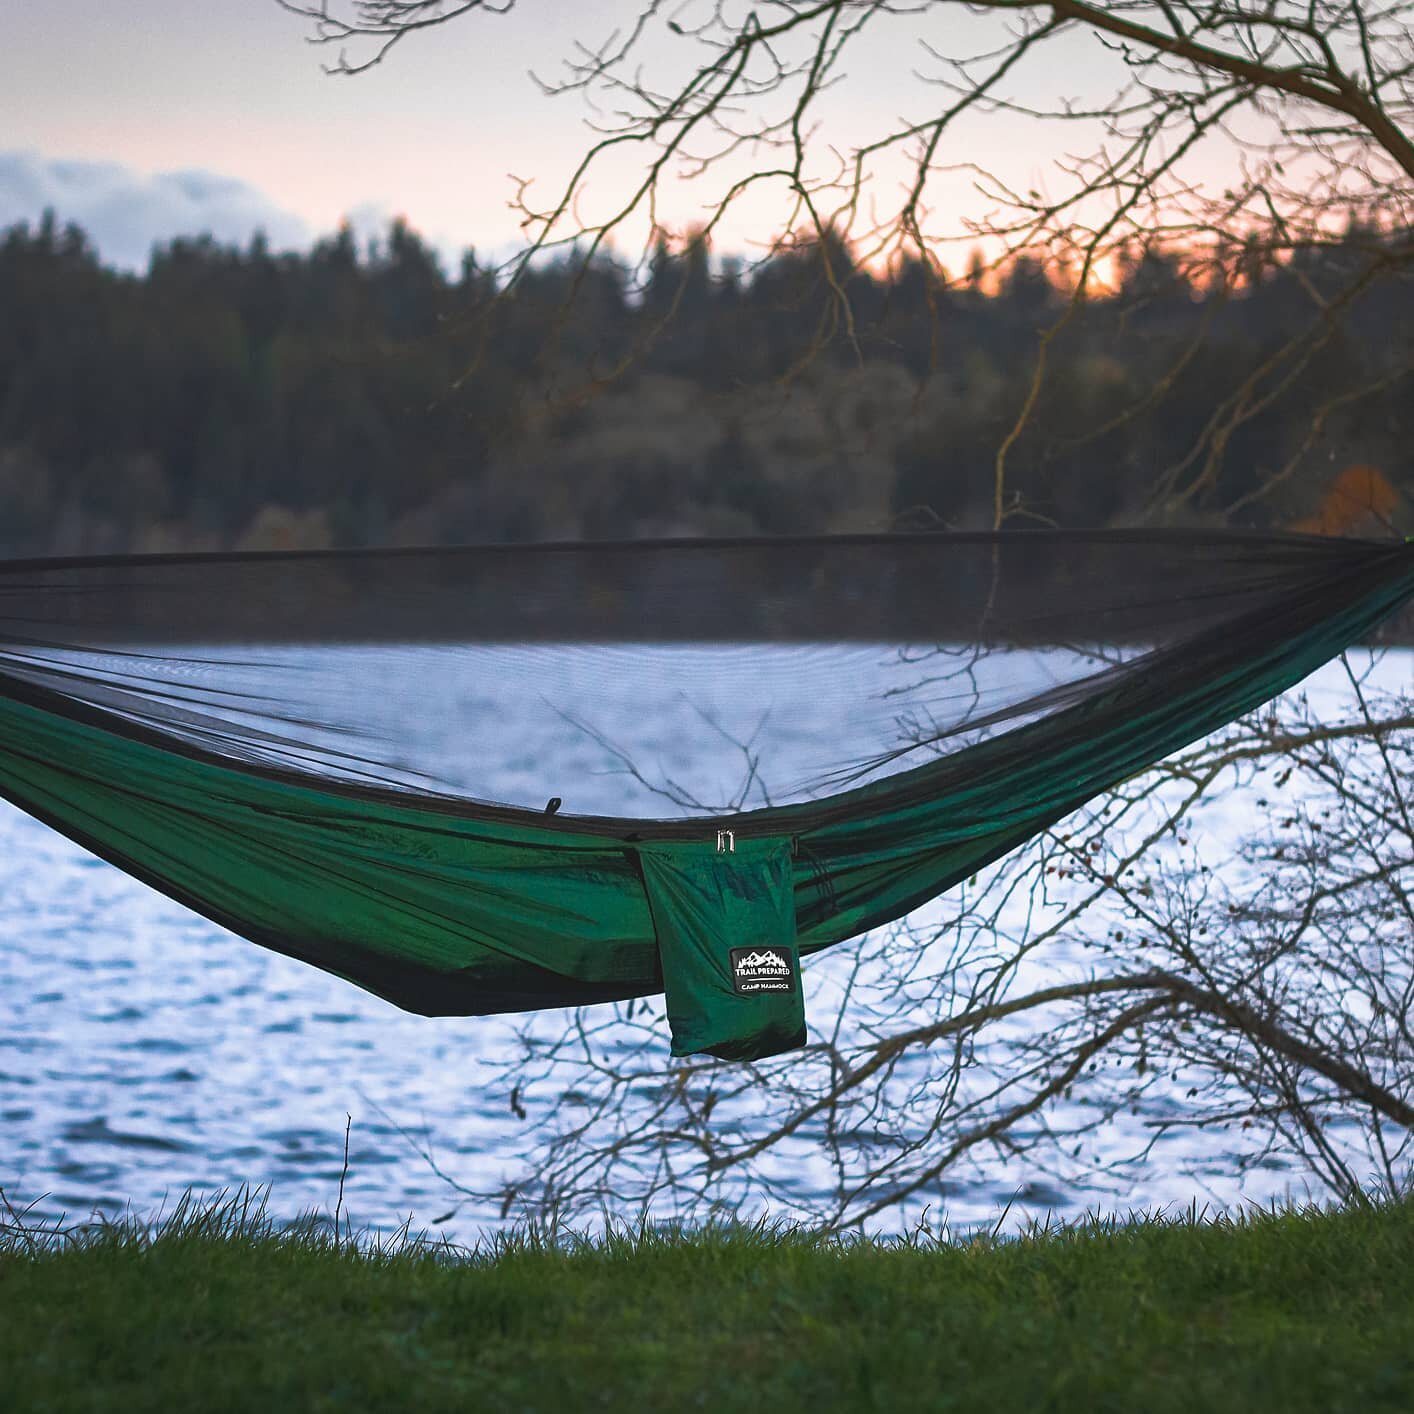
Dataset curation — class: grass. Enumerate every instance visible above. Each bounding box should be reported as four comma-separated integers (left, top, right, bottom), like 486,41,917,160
2,1189,1412,1412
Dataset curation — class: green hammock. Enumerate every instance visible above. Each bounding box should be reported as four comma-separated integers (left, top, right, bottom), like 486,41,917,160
0,530,1409,1061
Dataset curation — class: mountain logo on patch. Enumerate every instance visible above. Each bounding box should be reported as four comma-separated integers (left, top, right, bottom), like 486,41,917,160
730,947,794,995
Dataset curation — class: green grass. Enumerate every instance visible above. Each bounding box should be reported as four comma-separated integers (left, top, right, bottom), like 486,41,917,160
2,1190,1412,1412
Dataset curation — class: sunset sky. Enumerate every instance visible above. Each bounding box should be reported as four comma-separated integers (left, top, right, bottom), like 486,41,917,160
1,1,1234,273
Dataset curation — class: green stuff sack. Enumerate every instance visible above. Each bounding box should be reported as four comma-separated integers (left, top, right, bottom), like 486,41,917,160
635,836,805,1061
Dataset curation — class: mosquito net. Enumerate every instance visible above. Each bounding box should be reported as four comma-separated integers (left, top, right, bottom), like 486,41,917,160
0,530,1408,1059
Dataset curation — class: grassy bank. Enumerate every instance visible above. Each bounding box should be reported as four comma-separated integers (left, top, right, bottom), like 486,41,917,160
2,1192,1412,1412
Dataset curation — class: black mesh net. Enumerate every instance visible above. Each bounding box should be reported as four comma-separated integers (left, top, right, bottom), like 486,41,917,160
0,530,1401,824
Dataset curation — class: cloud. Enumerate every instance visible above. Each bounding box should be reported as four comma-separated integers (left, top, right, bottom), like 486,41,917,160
0,150,309,270
342,200,397,252
340,200,473,277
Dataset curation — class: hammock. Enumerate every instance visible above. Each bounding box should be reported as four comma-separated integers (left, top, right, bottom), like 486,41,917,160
0,530,1409,1061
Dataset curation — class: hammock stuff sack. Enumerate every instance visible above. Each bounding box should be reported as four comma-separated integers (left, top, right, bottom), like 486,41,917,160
0,529,1410,1062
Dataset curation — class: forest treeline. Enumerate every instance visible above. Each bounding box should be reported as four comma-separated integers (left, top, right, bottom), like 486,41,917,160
0,210,1410,555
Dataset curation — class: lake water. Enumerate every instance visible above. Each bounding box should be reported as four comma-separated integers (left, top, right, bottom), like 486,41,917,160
1,650,1409,1241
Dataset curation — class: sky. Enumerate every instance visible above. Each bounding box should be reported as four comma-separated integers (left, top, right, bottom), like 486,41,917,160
1,0,599,268
0,0,1233,274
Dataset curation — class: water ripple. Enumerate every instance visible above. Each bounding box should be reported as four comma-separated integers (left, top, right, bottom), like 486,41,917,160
1,651,1408,1239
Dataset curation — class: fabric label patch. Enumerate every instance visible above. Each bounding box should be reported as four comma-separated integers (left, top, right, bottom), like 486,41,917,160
730,946,795,995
